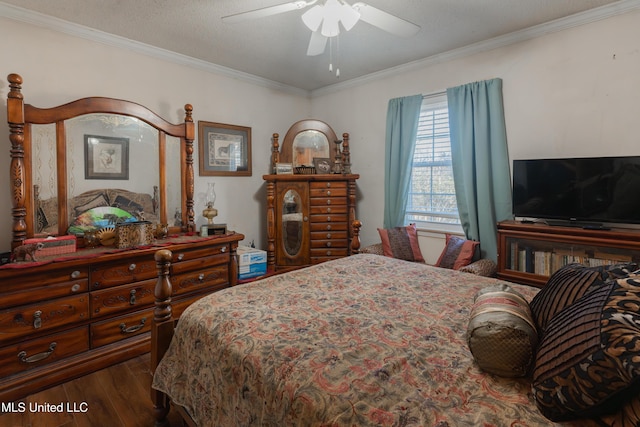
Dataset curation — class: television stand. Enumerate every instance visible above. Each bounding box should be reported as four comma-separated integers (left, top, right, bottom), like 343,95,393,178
497,220,640,287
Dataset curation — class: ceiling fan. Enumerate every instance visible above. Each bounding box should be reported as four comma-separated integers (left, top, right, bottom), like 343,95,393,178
222,0,421,56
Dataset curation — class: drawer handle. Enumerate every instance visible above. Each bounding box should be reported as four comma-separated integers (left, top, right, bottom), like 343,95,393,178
177,253,185,261
120,318,146,334
221,247,227,253
18,342,57,364
326,225,332,230
327,216,331,222
33,310,42,329
326,250,332,256
71,283,81,292
326,190,331,196
326,182,331,188
327,233,332,239
71,270,81,279
303,216,309,222
327,207,331,213
198,274,205,281
326,242,332,247
129,289,137,305
326,200,331,205
128,263,136,271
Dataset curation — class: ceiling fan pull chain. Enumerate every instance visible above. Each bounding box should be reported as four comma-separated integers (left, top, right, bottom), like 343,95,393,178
336,34,340,78
329,37,333,72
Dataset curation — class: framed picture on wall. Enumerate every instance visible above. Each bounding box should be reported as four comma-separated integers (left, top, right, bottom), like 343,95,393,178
198,121,252,176
84,134,129,180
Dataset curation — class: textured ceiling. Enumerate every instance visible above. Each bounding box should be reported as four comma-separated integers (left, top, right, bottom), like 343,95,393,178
0,0,629,91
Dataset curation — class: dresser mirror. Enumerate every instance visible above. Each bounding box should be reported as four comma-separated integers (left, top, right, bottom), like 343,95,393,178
7,73,195,248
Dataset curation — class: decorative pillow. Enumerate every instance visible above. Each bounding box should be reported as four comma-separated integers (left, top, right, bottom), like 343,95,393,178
467,284,538,377
436,234,479,270
530,262,638,334
377,224,424,262
532,274,640,421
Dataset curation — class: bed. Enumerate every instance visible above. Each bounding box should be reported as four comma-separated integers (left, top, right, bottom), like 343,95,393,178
151,253,639,426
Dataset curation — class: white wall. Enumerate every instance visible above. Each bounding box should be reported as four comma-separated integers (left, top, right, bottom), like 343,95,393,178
0,17,310,253
310,9,640,250
1,9,640,258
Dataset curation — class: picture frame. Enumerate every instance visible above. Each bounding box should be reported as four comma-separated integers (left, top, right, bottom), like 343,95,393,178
313,157,333,174
84,134,129,180
198,121,252,176
275,163,294,175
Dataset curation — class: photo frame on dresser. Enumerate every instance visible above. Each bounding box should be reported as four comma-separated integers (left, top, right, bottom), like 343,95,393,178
198,121,252,176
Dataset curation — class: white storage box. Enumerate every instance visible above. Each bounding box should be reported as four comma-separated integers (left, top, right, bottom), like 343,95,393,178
237,246,267,280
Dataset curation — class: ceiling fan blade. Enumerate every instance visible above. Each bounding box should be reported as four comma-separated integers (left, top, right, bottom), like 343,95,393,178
222,1,315,24
307,31,328,56
351,2,420,37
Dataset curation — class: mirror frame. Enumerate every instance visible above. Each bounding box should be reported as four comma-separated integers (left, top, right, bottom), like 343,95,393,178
271,119,351,174
7,73,196,249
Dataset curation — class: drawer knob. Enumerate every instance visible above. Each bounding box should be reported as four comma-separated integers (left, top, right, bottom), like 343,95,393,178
327,233,332,239
177,253,185,261
326,182,331,187
326,190,331,196
198,274,205,281
120,318,146,334
326,200,331,205
326,242,332,247
128,263,136,271
129,289,137,305
326,250,332,256
304,216,309,222
221,247,227,253
326,225,332,230
71,270,81,279
327,216,331,222
33,310,42,329
18,342,57,364
71,283,81,292
327,207,332,213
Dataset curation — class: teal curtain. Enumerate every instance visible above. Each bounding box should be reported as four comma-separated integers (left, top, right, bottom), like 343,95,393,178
446,78,512,261
383,94,423,228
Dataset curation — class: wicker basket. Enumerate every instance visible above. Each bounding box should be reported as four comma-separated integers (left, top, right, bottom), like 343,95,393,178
295,166,316,175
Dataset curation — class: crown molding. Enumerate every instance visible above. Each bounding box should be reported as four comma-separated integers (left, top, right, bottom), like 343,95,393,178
311,0,640,97
0,2,310,98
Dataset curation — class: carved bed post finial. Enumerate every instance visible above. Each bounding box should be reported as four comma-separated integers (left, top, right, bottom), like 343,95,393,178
183,104,196,232
7,73,27,249
152,249,173,427
271,133,280,174
351,219,362,254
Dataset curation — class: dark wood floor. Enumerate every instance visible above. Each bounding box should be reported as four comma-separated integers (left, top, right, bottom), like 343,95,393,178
0,353,184,427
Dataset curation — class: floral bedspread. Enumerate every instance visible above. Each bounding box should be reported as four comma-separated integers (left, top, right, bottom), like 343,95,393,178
152,254,601,426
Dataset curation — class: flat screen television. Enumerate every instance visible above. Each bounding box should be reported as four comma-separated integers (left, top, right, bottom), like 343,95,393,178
512,156,640,226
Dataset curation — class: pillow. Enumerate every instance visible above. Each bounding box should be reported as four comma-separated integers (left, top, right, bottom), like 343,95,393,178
530,262,638,334
436,234,479,270
377,224,424,262
467,284,538,377
532,274,640,421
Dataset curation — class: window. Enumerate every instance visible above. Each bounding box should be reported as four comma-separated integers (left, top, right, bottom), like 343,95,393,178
404,94,461,229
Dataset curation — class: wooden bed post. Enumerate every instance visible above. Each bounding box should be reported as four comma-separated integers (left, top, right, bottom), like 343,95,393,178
151,249,174,427
7,73,27,249
351,219,362,254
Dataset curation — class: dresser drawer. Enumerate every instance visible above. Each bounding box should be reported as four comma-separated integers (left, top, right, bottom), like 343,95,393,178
171,265,230,296
172,245,230,263
90,308,152,348
171,253,230,275
310,222,348,232
1,267,88,294
309,214,348,224
309,187,347,198
0,295,89,343
310,181,347,190
0,327,89,378
310,229,349,240
311,238,348,249
90,258,157,289
309,197,347,207
0,278,88,310
90,279,156,318
309,205,348,215
310,248,349,259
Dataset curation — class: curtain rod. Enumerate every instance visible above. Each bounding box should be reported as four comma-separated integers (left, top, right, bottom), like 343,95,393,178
423,90,446,100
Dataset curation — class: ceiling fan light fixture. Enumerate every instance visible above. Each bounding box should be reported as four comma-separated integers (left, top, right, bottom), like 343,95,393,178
301,5,324,31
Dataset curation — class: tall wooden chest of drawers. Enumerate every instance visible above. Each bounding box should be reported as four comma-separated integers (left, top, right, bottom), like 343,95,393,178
264,174,358,269
0,232,242,401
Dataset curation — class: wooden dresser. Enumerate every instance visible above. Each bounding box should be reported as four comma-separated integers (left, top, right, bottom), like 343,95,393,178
0,233,242,401
264,174,359,269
